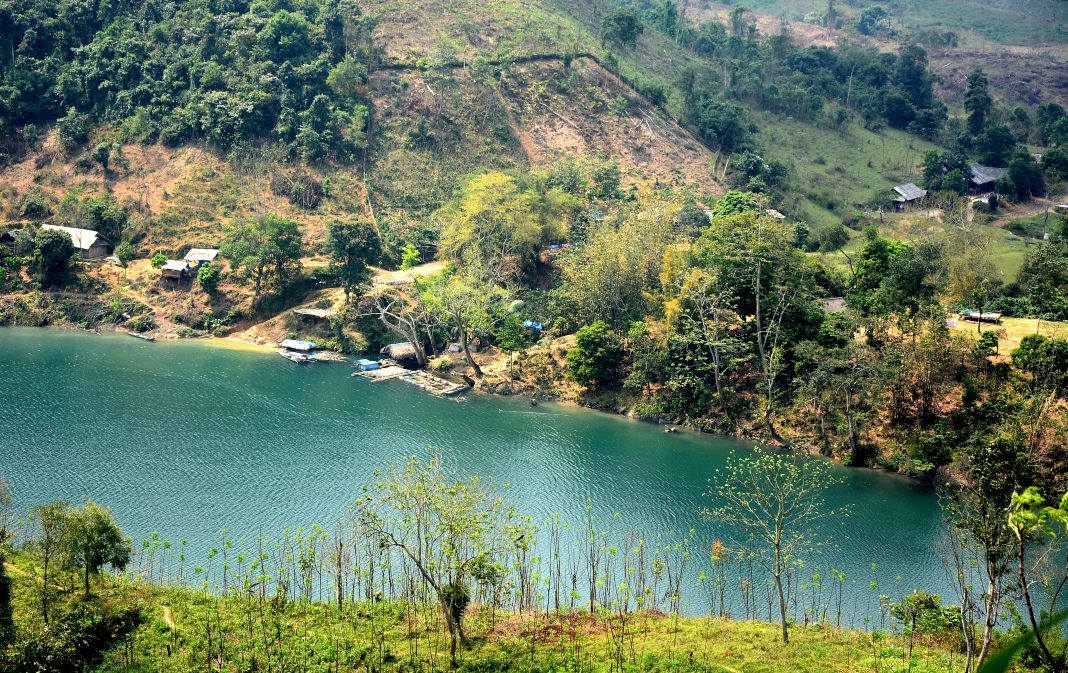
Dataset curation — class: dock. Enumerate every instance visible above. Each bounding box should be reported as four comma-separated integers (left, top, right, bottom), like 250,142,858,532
402,371,468,396
353,360,468,397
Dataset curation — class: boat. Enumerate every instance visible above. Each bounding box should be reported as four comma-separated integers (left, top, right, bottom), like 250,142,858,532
279,350,313,363
127,331,156,341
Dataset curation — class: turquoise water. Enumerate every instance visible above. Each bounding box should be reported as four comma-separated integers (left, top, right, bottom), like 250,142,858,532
0,328,950,615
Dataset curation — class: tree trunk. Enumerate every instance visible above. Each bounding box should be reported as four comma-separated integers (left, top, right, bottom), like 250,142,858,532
85,561,91,598
775,570,789,643
460,329,483,378
1018,539,1059,672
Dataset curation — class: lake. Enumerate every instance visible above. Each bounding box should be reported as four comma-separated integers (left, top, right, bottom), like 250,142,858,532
0,327,951,619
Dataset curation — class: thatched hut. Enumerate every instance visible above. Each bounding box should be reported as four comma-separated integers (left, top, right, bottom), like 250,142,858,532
381,341,418,362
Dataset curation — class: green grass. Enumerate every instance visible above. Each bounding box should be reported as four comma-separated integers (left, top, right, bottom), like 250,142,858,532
5,551,962,673
756,114,936,228
819,212,1033,282
690,0,1068,46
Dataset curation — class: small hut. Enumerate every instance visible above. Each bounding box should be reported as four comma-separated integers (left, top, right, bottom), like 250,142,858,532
183,248,219,270
160,260,190,280
381,341,418,362
41,224,110,259
891,183,927,211
969,164,1008,194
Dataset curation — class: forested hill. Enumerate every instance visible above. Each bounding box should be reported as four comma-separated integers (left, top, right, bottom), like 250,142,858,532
5,0,1063,234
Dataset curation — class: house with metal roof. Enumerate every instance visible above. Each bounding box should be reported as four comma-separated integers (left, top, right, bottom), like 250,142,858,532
969,164,1009,193
160,260,190,280
183,248,219,270
40,224,111,259
891,183,927,211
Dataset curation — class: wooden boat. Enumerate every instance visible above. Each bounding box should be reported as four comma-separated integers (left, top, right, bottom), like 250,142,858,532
127,331,155,341
279,350,313,363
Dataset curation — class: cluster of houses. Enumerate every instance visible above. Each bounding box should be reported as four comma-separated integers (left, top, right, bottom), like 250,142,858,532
1,223,221,287
891,163,1010,211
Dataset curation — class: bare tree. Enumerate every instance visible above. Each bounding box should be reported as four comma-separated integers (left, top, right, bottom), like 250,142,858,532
703,447,847,643
355,455,533,668
361,285,432,367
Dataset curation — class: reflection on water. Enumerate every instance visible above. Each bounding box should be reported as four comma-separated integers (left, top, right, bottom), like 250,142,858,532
0,328,950,617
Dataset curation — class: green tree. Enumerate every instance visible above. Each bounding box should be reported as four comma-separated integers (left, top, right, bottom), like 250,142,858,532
259,10,311,63
941,168,967,195
434,172,575,283
566,320,623,389
601,8,644,50
400,243,422,270
114,241,134,268
327,218,381,304
150,252,166,268
423,269,507,378
355,456,532,668
703,447,847,643
221,215,304,300
34,228,76,286
710,191,764,219
66,501,131,597
964,69,993,137
0,546,12,649
30,501,72,624
197,263,220,295
978,125,1017,166
495,314,528,381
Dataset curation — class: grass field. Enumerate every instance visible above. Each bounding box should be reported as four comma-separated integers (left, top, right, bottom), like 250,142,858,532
755,115,935,228
950,315,1068,356
820,209,1035,282
687,0,1068,46
4,551,963,673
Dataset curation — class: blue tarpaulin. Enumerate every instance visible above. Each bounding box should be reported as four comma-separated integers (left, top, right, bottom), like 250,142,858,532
356,359,380,371
523,320,543,332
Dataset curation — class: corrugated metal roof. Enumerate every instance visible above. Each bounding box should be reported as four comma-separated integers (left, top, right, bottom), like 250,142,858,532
161,260,189,271
281,339,317,351
969,164,1009,185
184,248,219,262
41,224,105,250
892,183,927,201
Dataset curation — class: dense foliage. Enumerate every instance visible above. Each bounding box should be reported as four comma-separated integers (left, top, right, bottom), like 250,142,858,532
0,0,374,160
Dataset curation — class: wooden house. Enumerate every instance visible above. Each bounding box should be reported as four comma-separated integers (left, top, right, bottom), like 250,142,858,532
892,183,927,211
160,260,190,280
40,224,110,259
969,164,1008,194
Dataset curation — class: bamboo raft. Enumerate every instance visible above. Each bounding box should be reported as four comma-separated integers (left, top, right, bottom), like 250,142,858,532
353,360,468,397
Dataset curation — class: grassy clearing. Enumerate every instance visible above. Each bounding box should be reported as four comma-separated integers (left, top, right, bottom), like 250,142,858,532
4,552,961,673
755,115,935,228
821,210,1033,282
950,316,1068,355
689,0,1068,46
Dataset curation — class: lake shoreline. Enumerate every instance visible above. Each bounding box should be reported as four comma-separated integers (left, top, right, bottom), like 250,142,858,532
2,322,932,486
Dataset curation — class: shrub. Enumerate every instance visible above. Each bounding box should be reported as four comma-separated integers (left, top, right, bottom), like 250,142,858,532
566,320,623,389
150,252,167,268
